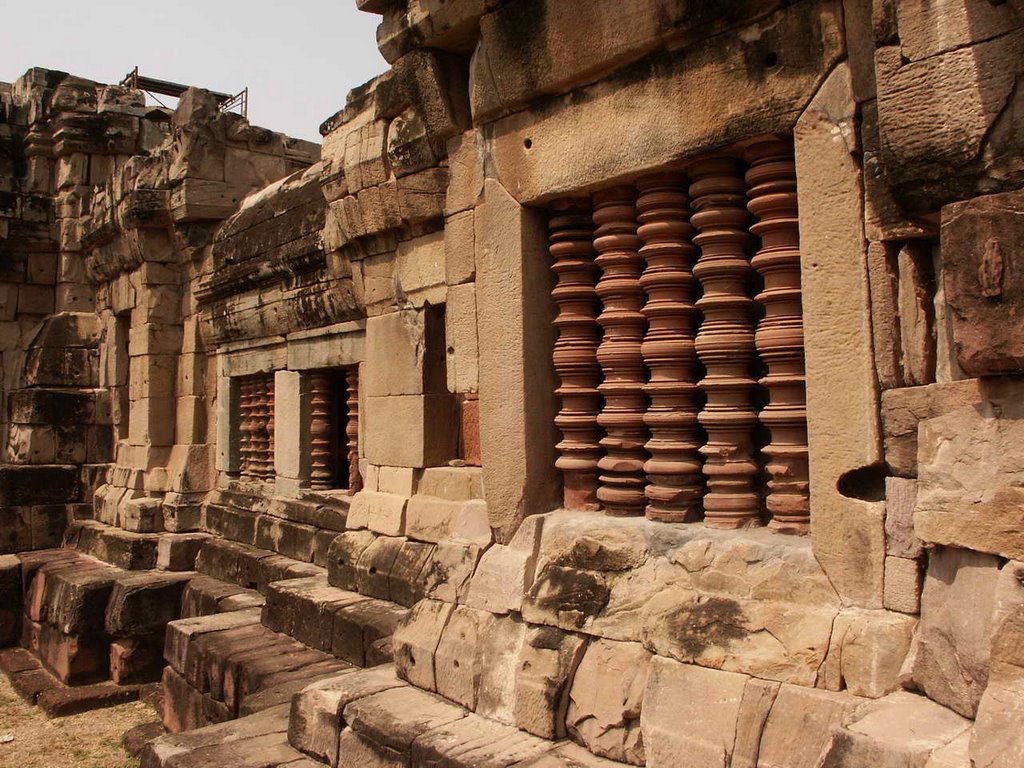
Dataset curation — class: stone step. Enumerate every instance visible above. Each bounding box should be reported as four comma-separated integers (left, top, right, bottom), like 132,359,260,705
162,610,351,732
263,575,407,666
181,574,266,618
0,646,154,716
287,666,628,768
194,536,322,594
65,519,208,571
141,702,317,768
16,547,194,684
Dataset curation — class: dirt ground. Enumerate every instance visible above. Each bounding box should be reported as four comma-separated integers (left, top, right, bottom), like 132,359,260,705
0,673,154,768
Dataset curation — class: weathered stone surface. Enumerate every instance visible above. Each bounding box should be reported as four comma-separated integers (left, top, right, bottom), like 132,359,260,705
514,625,587,740
875,26,1024,212
105,571,191,635
345,684,467,753
880,380,983,478
287,667,402,765
640,656,748,768
410,711,555,768
838,609,916,698
884,556,923,615
392,598,453,692
885,477,923,559
912,546,1001,718
566,639,650,765
819,691,971,767
476,179,560,542
797,62,885,608
755,684,860,768
484,2,843,204
433,604,493,710
970,559,1024,768
914,378,1024,560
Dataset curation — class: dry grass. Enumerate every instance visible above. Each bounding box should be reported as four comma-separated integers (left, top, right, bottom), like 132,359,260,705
0,673,154,768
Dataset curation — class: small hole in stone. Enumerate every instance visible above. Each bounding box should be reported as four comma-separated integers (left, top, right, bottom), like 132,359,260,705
764,52,779,68
453,659,460,668
524,138,533,149
369,567,377,574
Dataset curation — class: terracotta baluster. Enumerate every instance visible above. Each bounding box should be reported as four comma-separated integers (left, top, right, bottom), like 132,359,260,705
346,368,362,494
309,371,335,489
264,375,276,479
592,186,648,516
637,172,704,522
549,198,603,510
238,378,254,476
745,140,809,534
251,375,270,479
689,157,760,528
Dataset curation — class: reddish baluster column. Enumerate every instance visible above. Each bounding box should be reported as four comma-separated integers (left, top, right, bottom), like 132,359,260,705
346,368,362,494
309,371,334,489
592,186,648,516
637,172,704,522
689,157,760,528
263,374,276,479
251,374,270,479
238,378,254,476
549,198,603,510
745,140,809,534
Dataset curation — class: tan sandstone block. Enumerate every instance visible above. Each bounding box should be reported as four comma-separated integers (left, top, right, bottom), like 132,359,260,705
914,378,1024,560
445,282,478,394
912,546,1002,718
476,179,560,542
754,684,861,768
362,395,457,468
640,657,749,768
884,556,922,614
796,61,885,607
395,231,445,308
566,639,651,765
392,599,454,692
839,609,917,698
445,132,484,216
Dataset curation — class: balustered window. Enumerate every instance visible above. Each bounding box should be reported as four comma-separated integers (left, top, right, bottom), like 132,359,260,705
548,139,809,533
308,367,362,493
237,372,275,479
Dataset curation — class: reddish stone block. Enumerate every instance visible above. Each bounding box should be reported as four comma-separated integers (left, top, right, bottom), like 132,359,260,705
941,190,1024,375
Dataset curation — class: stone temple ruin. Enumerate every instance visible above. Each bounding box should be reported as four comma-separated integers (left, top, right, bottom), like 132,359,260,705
1,1,1023,767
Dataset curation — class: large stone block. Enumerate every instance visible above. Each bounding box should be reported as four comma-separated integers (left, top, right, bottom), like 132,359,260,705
819,690,971,767
640,656,749,768
797,62,885,607
476,179,559,542
484,1,843,203
392,598,454,692
754,684,860,768
364,308,446,398
0,465,79,506
566,639,650,765
914,378,1024,560
875,27,1024,211
362,394,457,468
940,190,1024,375
880,380,984,478
912,546,1002,718
445,282,479,395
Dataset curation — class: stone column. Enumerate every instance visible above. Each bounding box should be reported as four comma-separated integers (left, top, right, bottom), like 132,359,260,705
689,157,760,528
637,172,704,522
346,368,362,493
745,140,810,534
592,186,648,516
549,198,603,510
309,371,335,489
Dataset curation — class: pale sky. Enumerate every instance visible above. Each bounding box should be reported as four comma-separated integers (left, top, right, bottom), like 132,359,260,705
0,1,389,143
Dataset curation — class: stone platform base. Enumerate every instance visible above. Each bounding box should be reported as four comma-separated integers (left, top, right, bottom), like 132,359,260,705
0,645,157,716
